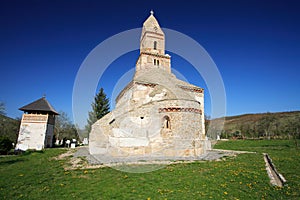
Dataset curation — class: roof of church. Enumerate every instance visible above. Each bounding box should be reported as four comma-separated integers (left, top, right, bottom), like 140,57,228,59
19,97,59,115
134,68,203,101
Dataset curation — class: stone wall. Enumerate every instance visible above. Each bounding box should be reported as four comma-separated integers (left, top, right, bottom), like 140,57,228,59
16,114,51,151
89,97,207,161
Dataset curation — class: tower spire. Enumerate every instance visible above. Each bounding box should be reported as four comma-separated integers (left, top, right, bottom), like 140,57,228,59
135,12,171,77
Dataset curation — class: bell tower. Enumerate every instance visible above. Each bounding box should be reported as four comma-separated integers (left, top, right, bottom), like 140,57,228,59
16,96,58,151
135,11,171,77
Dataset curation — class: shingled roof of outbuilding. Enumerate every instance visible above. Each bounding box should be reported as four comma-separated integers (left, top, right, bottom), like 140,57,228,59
19,97,59,115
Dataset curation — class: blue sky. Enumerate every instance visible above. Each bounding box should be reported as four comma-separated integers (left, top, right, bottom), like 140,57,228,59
1,0,299,127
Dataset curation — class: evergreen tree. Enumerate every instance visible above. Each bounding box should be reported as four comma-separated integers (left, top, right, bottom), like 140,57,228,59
85,88,110,133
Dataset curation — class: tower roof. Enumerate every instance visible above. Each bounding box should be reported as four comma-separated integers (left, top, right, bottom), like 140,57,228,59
142,11,164,35
19,97,59,115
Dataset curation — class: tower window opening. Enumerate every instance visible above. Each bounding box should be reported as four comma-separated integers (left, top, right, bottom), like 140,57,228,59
163,116,171,129
154,59,156,65
157,60,159,66
154,41,157,50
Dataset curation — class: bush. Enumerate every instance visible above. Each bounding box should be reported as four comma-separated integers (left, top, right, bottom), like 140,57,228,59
0,136,13,155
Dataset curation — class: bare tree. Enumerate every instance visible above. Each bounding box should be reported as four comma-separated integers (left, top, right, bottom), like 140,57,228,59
285,116,300,148
259,113,276,139
55,111,79,142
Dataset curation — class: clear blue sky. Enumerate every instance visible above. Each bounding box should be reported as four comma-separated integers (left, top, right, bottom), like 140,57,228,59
1,0,299,127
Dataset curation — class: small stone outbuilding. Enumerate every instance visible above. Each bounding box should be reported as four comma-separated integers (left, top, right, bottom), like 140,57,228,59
16,97,58,151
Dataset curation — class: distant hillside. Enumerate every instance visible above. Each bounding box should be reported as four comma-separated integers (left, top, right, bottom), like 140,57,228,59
208,111,300,139
0,114,20,143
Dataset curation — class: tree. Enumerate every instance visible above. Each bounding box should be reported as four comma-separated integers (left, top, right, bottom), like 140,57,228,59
85,88,110,133
259,113,276,139
0,114,20,144
204,114,210,135
54,111,79,143
284,116,300,148
0,136,13,154
0,102,5,116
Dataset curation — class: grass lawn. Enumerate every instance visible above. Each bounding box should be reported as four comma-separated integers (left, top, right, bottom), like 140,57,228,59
0,140,299,199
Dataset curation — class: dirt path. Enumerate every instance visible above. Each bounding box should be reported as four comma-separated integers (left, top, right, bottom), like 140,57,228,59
54,146,255,170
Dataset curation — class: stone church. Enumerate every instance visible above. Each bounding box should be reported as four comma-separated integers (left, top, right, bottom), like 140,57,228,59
89,12,210,162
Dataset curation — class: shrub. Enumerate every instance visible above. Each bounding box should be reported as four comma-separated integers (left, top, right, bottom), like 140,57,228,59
0,136,13,155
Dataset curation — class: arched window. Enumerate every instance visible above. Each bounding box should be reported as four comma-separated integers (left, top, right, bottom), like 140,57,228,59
157,60,159,66
154,59,156,65
163,116,171,129
154,41,157,50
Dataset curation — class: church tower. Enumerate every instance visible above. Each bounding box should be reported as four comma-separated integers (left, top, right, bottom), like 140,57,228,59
135,11,171,77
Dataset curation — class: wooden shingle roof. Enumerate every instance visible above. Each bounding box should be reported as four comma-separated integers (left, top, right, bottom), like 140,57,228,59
19,97,59,115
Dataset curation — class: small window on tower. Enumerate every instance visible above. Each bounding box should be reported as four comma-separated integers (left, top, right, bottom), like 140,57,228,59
157,60,159,66
154,59,156,65
154,41,157,50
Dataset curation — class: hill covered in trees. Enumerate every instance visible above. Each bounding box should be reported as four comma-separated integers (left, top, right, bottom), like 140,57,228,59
208,111,300,139
0,114,20,143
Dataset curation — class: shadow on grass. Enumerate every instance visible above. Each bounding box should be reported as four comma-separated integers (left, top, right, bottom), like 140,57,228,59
14,149,45,156
0,150,46,166
0,157,26,166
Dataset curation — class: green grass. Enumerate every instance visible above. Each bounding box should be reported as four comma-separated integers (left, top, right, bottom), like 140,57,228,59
0,140,299,199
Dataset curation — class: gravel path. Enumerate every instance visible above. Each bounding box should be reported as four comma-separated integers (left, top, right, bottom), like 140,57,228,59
73,146,252,165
